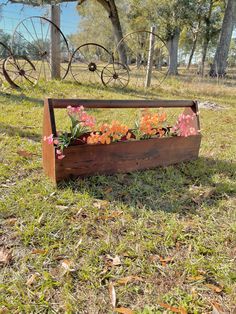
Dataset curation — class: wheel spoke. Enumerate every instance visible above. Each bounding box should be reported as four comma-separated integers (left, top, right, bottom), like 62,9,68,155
21,22,43,53
30,18,42,50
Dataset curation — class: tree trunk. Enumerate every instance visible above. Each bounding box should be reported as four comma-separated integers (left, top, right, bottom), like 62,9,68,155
209,0,236,77
50,4,61,79
107,0,127,65
200,36,210,76
199,0,214,76
187,19,201,70
167,27,180,75
187,36,197,70
78,0,127,64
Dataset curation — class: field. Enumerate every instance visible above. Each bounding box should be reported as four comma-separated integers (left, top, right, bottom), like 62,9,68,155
0,75,236,313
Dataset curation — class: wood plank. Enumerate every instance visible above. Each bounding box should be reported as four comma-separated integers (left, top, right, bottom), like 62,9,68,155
50,98,195,109
55,135,201,182
42,99,56,182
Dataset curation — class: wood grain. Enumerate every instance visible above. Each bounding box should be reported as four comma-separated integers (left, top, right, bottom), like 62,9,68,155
55,135,201,183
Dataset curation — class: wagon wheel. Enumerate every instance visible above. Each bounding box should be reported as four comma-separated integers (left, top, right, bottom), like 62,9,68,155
11,16,70,83
3,55,37,89
101,62,130,88
0,42,12,84
114,30,169,88
69,43,113,85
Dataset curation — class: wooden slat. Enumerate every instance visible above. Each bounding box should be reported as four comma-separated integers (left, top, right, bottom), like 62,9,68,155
54,135,201,183
42,99,56,181
50,98,195,109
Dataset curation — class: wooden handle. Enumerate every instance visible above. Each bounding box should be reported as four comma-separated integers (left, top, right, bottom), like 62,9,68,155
43,98,200,137
49,98,196,109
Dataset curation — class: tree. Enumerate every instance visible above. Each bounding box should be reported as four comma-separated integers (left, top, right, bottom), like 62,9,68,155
69,2,114,50
209,0,236,77
77,0,126,64
145,0,196,75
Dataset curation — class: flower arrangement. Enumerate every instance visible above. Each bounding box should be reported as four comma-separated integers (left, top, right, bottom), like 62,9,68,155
173,113,198,137
43,106,199,159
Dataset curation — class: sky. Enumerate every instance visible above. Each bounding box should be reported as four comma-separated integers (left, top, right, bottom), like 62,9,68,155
0,0,80,36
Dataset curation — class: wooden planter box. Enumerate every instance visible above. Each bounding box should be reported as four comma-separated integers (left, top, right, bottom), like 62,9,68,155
42,98,201,184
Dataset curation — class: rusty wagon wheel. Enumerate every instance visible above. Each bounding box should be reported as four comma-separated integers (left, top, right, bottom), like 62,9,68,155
114,30,170,88
11,16,70,83
69,43,113,85
3,55,37,89
0,42,12,85
101,62,130,88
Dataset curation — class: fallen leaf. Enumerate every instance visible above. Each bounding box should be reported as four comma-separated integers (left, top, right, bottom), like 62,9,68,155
75,238,83,248
38,213,46,225
114,307,134,314
0,306,9,314
116,275,143,285
93,199,110,209
187,275,205,281
61,259,76,272
22,126,34,129
0,248,12,265
5,218,17,226
205,284,223,293
211,302,225,314
17,150,34,158
97,211,123,220
26,273,39,286
108,282,116,308
105,255,121,267
202,188,216,199
159,256,173,267
55,205,69,210
104,187,113,194
149,254,160,262
31,249,48,255
187,244,192,256
158,303,187,314
54,254,69,261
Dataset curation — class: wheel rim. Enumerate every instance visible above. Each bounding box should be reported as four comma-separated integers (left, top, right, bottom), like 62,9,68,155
0,42,12,79
11,16,70,83
3,55,37,89
69,43,113,85
114,30,170,87
101,62,130,88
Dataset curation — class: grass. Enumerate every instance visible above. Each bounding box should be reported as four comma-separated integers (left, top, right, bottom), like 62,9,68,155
0,76,236,314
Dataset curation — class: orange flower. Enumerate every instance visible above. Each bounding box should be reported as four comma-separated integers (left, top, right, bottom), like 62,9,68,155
139,109,167,137
87,121,131,145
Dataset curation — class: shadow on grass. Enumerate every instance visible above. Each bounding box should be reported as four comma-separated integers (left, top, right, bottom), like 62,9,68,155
58,157,236,214
62,79,162,99
0,122,41,142
0,91,43,106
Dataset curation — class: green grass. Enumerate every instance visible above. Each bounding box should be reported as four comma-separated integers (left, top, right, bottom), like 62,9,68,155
0,77,236,313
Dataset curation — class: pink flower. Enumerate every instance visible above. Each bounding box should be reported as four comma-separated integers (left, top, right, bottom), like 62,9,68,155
43,134,54,145
67,105,96,128
56,149,65,160
173,114,197,137
53,139,59,145
47,134,54,144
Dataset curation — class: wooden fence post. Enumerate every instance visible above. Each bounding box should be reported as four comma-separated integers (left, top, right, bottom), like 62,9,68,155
50,4,61,79
145,26,156,88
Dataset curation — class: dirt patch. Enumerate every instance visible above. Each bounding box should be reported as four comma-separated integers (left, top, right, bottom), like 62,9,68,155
198,101,227,110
